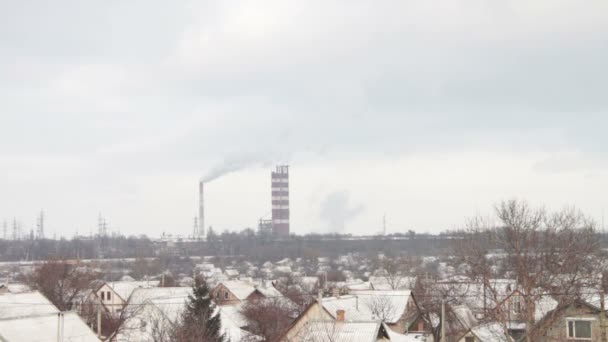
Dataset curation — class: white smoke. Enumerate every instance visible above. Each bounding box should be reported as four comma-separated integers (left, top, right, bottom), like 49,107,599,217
319,190,365,232
201,153,279,183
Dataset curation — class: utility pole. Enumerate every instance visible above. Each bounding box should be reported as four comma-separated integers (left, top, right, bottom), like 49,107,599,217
383,214,387,236
97,305,102,337
441,298,446,342
600,273,607,342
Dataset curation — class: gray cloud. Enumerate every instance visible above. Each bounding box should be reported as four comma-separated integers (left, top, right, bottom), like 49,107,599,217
0,1,607,235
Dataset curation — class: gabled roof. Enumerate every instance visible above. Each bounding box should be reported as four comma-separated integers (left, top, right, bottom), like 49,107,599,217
351,290,412,323
218,280,257,300
102,281,160,302
298,320,387,342
128,287,192,304
0,312,100,342
0,291,58,319
470,322,512,342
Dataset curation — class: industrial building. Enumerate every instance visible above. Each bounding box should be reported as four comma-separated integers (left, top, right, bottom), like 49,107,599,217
271,165,290,237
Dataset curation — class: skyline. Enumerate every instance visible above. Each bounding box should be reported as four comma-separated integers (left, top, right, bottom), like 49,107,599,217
1,1,607,237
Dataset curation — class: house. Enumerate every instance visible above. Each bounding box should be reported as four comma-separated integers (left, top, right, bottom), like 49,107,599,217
285,320,392,342
225,269,240,279
89,280,159,314
116,289,258,342
0,291,100,341
0,312,100,342
0,291,60,319
345,290,413,332
530,299,606,341
211,280,285,306
281,291,413,341
457,322,513,342
369,276,416,291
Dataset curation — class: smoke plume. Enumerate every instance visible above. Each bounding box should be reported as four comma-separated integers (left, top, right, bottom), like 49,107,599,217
201,154,276,183
319,190,365,232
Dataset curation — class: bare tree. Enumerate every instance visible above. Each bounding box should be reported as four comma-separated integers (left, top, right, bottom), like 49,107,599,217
455,200,601,342
241,297,297,341
376,257,417,290
363,294,397,322
29,259,98,311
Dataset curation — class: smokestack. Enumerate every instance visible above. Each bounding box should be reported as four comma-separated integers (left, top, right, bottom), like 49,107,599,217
199,181,205,239
271,165,290,237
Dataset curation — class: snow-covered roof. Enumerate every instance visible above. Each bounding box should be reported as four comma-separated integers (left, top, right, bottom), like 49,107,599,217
451,305,478,330
225,269,239,277
352,290,411,323
128,287,192,304
218,304,263,341
218,280,257,300
0,291,58,319
319,293,409,324
383,323,428,342
298,321,384,342
275,266,293,274
369,276,416,290
470,322,513,342
105,280,160,302
5,283,32,294
347,282,372,291
0,312,100,342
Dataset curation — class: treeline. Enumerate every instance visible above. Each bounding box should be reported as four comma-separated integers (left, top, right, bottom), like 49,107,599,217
0,230,452,262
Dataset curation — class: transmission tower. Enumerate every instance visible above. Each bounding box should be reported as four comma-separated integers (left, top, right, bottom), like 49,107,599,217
12,218,18,240
36,210,44,240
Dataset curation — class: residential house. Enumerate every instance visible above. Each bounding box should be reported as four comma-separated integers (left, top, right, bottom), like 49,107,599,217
211,280,283,306
0,291,100,341
89,280,159,314
284,320,392,342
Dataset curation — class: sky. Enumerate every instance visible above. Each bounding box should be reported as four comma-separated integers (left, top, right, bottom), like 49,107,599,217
1,0,607,238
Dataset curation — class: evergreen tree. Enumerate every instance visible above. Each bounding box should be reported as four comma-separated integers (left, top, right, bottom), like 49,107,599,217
173,276,225,342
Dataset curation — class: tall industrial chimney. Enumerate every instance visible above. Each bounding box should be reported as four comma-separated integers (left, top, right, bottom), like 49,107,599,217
199,181,205,239
271,165,290,237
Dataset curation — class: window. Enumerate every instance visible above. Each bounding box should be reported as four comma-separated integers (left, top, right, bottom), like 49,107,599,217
101,292,105,300
568,320,592,339
107,291,111,301
224,291,229,299
465,337,475,342
512,296,521,314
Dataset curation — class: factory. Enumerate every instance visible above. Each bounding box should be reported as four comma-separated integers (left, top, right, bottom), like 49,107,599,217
196,165,290,240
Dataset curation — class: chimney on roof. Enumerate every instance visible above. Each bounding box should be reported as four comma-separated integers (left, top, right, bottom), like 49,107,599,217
336,310,345,322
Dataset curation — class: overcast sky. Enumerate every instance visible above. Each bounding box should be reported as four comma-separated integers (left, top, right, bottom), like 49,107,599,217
1,0,607,238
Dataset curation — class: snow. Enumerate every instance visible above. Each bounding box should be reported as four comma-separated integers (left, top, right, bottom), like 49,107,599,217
128,287,192,304
471,322,512,342
0,291,58,319
219,280,257,300
353,290,411,323
299,321,382,342
106,280,160,302
0,312,100,342
319,292,410,324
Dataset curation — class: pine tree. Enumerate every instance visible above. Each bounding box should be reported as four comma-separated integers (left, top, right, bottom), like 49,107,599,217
173,276,225,342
